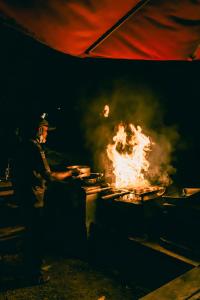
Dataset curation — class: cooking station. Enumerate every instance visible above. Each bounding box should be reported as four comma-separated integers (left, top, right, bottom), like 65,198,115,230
1,172,200,263
83,178,200,266
85,184,165,234
83,177,200,298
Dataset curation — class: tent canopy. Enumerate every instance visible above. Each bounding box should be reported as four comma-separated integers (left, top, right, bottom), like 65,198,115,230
0,0,200,60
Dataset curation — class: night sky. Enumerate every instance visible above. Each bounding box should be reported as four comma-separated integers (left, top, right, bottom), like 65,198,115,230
0,24,200,187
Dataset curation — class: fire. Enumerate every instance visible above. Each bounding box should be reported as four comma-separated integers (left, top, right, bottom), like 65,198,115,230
107,123,153,189
102,105,109,118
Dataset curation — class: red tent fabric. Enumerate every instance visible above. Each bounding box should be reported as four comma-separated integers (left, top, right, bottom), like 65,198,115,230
0,0,200,60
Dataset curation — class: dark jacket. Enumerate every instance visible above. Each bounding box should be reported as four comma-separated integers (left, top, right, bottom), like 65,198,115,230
12,139,51,208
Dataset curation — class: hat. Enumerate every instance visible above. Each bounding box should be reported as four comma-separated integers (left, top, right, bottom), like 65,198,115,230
38,118,56,131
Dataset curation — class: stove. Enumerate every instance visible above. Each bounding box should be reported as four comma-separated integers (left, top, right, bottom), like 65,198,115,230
86,183,200,254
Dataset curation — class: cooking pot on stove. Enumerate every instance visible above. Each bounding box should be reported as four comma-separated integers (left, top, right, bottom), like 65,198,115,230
67,165,91,177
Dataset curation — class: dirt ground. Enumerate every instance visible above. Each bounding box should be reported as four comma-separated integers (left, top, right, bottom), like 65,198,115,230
0,255,147,300
0,224,192,300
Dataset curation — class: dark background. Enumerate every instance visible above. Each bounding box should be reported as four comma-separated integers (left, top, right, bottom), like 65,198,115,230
0,24,200,187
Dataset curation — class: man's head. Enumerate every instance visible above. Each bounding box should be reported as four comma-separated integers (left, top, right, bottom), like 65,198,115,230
36,119,55,144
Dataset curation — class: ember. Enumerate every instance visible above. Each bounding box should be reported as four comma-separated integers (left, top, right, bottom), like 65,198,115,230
117,186,166,203
101,185,165,203
102,105,109,118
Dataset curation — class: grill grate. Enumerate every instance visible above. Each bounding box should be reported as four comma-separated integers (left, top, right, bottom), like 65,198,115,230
101,186,166,203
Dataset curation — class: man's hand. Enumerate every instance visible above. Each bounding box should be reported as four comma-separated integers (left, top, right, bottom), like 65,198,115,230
51,169,76,181
70,168,81,178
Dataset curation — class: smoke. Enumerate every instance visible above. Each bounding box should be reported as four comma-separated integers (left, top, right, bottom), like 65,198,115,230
82,80,179,186
146,126,178,186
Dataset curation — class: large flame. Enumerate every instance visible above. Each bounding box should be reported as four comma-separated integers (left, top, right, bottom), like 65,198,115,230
107,123,153,189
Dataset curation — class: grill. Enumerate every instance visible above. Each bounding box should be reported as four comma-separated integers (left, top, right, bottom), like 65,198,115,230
88,182,200,257
101,186,166,203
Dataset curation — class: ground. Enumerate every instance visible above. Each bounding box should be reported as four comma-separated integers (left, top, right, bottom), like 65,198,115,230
0,223,193,300
0,255,146,300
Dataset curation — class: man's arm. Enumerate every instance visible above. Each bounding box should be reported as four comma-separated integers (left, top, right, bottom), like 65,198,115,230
50,170,73,181
31,140,80,181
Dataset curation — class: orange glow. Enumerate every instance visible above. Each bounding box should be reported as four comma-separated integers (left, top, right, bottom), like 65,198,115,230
107,123,152,189
102,104,110,118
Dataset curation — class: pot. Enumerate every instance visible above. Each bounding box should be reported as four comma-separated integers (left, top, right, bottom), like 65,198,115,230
67,165,91,178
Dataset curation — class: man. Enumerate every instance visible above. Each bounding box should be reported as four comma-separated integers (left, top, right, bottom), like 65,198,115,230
12,117,80,284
